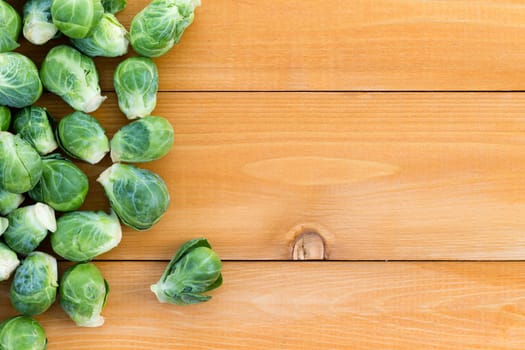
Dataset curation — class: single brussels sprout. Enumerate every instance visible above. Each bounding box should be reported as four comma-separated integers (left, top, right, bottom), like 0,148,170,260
0,242,20,281
52,210,122,261
28,155,89,211
151,238,222,305
0,106,10,131
102,0,127,14
60,262,109,327
130,0,201,57
13,106,58,155
97,163,170,230
113,57,158,119
23,0,59,45
72,13,128,57
0,316,47,350
51,0,104,39
40,45,107,113
56,111,109,164
110,116,174,163
0,1,21,52
0,132,42,194
0,52,43,108
11,251,58,316
0,189,24,216
3,203,56,255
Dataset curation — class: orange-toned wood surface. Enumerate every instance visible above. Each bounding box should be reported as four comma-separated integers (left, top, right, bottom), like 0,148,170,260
3,0,525,349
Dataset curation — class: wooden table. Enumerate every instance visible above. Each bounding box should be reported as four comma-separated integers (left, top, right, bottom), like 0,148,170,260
3,1,525,348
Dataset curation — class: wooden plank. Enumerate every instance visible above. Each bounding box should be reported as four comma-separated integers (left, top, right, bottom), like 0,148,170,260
30,92,525,261
15,0,525,91
2,261,525,349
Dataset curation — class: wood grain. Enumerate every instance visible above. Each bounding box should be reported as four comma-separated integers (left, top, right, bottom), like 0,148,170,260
16,0,525,91
2,261,525,350
33,92,525,261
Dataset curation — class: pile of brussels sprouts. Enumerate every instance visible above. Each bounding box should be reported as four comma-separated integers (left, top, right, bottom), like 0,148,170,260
0,0,223,348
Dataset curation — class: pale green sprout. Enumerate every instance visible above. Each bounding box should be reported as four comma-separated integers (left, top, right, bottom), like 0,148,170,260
10,251,58,316
102,0,127,14
0,216,6,235
0,0,21,52
52,210,122,262
0,132,42,194
130,0,201,57
110,116,174,163
13,106,58,155
23,0,59,45
59,262,109,327
97,163,170,230
40,45,107,113
51,0,104,39
28,155,89,211
151,238,223,305
0,106,10,131
0,242,20,282
113,57,158,119
0,53,42,108
3,203,56,255
0,189,24,216
57,111,110,164
0,316,47,350
72,13,128,57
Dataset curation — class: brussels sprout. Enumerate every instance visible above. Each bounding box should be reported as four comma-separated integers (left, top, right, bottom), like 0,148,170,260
3,203,56,255
59,262,109,327
56,111,110,164
130,0,201,57
113,57,158,119
0,106,10,131
28,155,89,211
0,1,21,53
23,0,59,45
102,0,127,14
13,106,58,155
40,45,107,113
72,13,128,57
52,210,122,261
0,132,42,194
0,316,47,350
110,116,174,163
0,242,20,281
151,238,222,305
97,163,170,230
0,52,42,108
0,189,24,216
51,0,104,39
11,251,58,316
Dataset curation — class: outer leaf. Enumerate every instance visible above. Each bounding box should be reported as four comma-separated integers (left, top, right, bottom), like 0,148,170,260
10,252,58,316
110,116,174,162
0,316,47,350
23,0,58,45
113,57,158,119
71,13,128,57
0,132,42,194
40,45,106,113
13,106,58,155
0,53,42,108
28,156,89,211
51,0,104,39
97,163,170,230
0,0,21,52
59,262,109,327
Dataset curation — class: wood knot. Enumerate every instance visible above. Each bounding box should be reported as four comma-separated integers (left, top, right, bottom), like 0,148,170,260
292,231,326,260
